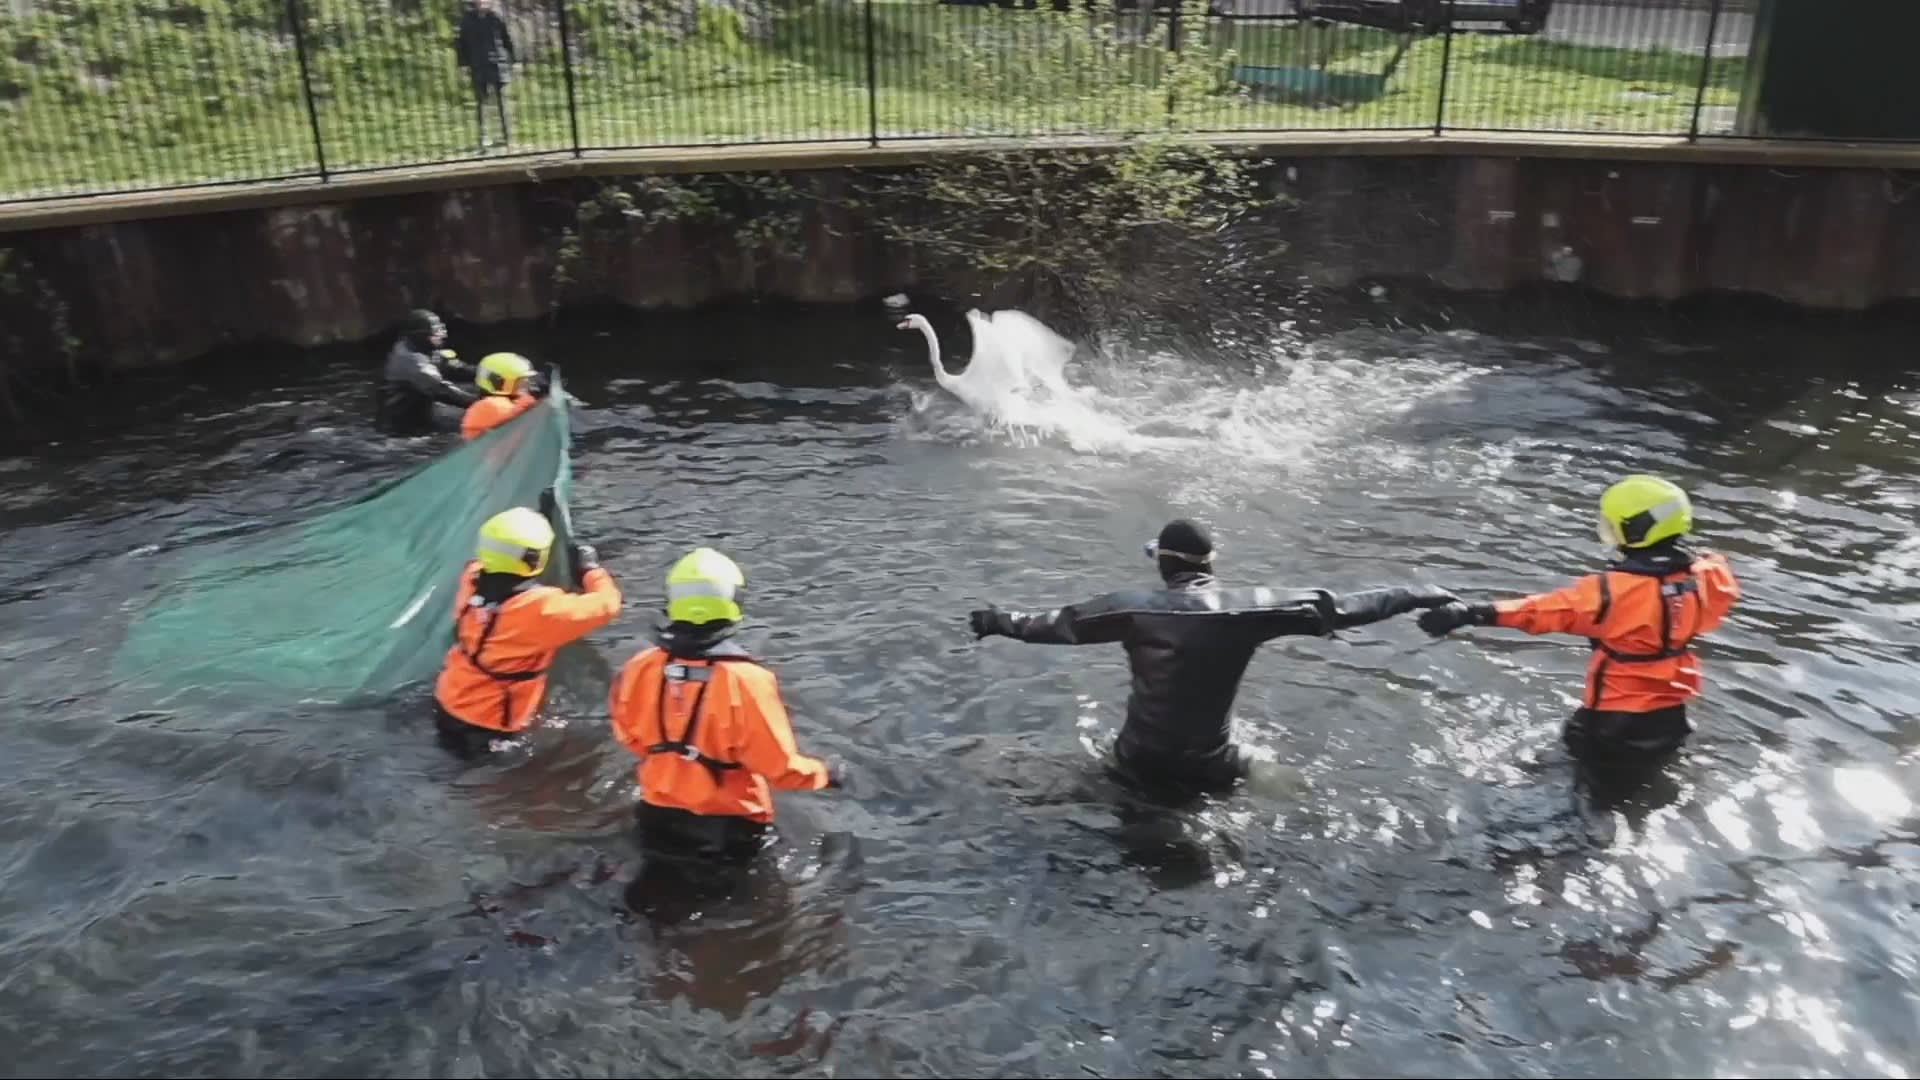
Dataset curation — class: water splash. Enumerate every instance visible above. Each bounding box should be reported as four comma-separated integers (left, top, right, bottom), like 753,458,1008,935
905,309,1139,454
903,307,1483,476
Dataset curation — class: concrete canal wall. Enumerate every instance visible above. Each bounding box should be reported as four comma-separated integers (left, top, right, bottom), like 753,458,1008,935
2,134,1918,376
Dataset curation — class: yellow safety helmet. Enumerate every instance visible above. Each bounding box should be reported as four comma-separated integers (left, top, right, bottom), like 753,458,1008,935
476,507,554,577
1597,474,1693,549
665,547,745,625
476,352,535,396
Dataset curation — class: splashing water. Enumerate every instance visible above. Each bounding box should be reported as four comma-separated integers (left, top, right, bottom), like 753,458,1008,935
906,308,1484,479
906,309,1139,453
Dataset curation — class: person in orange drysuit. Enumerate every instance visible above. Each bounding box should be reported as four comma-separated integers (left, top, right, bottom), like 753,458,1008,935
461,352,550,441
1418,474,1741,772
432,499,623,756
608,546,844,862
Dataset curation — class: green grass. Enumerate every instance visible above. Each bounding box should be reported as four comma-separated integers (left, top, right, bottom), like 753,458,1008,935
0,0,1747,200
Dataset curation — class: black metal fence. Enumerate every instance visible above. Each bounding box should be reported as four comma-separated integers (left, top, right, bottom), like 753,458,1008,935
0,0,1790,205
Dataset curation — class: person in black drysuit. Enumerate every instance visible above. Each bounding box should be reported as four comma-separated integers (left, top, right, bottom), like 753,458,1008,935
376,309,478,437
455,0,516,149
968,519,1458,800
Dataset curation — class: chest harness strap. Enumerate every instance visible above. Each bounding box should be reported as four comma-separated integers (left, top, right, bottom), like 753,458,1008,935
648,660,744,776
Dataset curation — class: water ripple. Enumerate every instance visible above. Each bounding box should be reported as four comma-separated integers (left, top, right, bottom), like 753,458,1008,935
0,300,1916,1077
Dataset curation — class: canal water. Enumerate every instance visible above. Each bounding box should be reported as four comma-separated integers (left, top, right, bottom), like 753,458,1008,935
1,292,1916,1078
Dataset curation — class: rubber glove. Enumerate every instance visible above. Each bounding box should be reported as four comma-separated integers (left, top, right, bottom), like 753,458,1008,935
570,543,599,587
1418,601,1496,637
969,606,1013,639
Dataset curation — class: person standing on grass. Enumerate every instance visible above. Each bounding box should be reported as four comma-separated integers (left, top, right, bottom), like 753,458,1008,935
455,0,516,150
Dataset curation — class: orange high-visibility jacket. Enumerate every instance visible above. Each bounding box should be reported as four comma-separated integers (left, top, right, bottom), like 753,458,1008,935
608,644,832,824
434,559,623,731
461,393,539,441
1492,550,1740,713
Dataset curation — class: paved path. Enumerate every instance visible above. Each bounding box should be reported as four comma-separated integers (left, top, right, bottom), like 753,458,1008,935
1223,1,1754,56
1545,1,1751,56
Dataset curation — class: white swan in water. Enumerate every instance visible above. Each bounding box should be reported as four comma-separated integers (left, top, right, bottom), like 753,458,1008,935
897,313,963,396
895,305,1138,450
897,311,1011,421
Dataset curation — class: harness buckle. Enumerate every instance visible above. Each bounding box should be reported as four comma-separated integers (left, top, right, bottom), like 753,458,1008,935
664,662,711,683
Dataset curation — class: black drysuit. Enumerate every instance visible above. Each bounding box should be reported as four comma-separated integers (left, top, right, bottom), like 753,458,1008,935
376,333,477,436
975,572,1454,793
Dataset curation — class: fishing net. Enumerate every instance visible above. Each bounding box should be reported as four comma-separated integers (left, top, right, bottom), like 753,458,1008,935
108,373,581,707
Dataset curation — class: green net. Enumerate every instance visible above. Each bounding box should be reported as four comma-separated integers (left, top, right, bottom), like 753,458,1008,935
109,373,580,708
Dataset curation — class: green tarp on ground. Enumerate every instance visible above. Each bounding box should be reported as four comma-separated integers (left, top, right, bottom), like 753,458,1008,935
109,374,580,707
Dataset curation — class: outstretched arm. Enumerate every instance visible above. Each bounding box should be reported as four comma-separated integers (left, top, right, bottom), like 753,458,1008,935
400,351,478,408
1324,584,1460,630
970,592,1130,646
1419,575,1605,638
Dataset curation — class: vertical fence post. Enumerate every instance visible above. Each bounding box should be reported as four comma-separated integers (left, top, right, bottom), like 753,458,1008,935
1688,0,1724,142
287,0,329,180
1432,0,1454,136
1165,5,1181,129
557,0,583,155
864,0,881,147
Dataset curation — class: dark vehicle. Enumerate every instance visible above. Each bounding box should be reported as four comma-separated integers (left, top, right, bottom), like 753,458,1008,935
941,0,1237,12
1299,0,1552,33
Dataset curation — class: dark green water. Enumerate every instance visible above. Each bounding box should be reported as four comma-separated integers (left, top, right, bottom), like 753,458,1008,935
1,293,1917,1077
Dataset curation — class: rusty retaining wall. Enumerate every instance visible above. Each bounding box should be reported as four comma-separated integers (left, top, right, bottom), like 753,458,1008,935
2,149,1919,376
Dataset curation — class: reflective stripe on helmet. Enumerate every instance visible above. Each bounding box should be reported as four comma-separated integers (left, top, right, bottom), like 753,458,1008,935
666,577,741,624
1599,475,1694,549
664,547,746,624
476,352,535,396
476,507,554,576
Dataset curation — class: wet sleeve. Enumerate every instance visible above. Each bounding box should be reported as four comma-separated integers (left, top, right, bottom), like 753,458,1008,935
997,593,1130,645
524,567,624,648
1242,590,1338,639
1491,576,1605,637
406,353,478,408
1693,552,1742,633
733,668,833,792
503,394,539,425
607,655,649,758
1329,585,1458,630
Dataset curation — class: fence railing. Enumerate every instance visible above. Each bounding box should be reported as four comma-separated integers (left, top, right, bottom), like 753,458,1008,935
0,0,1820,206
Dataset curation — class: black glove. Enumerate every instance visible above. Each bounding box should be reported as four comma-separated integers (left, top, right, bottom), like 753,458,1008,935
823,755,851,791
538,487,558,522
970,607,1012,640
1418,601,1495,637
570,543,599,584
526,370,552,400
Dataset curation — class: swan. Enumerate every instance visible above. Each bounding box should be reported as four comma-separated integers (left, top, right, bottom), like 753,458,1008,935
896,313,964,396
897,311,1012,424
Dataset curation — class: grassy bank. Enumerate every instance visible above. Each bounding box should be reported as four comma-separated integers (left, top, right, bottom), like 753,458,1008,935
0,0,1745,200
